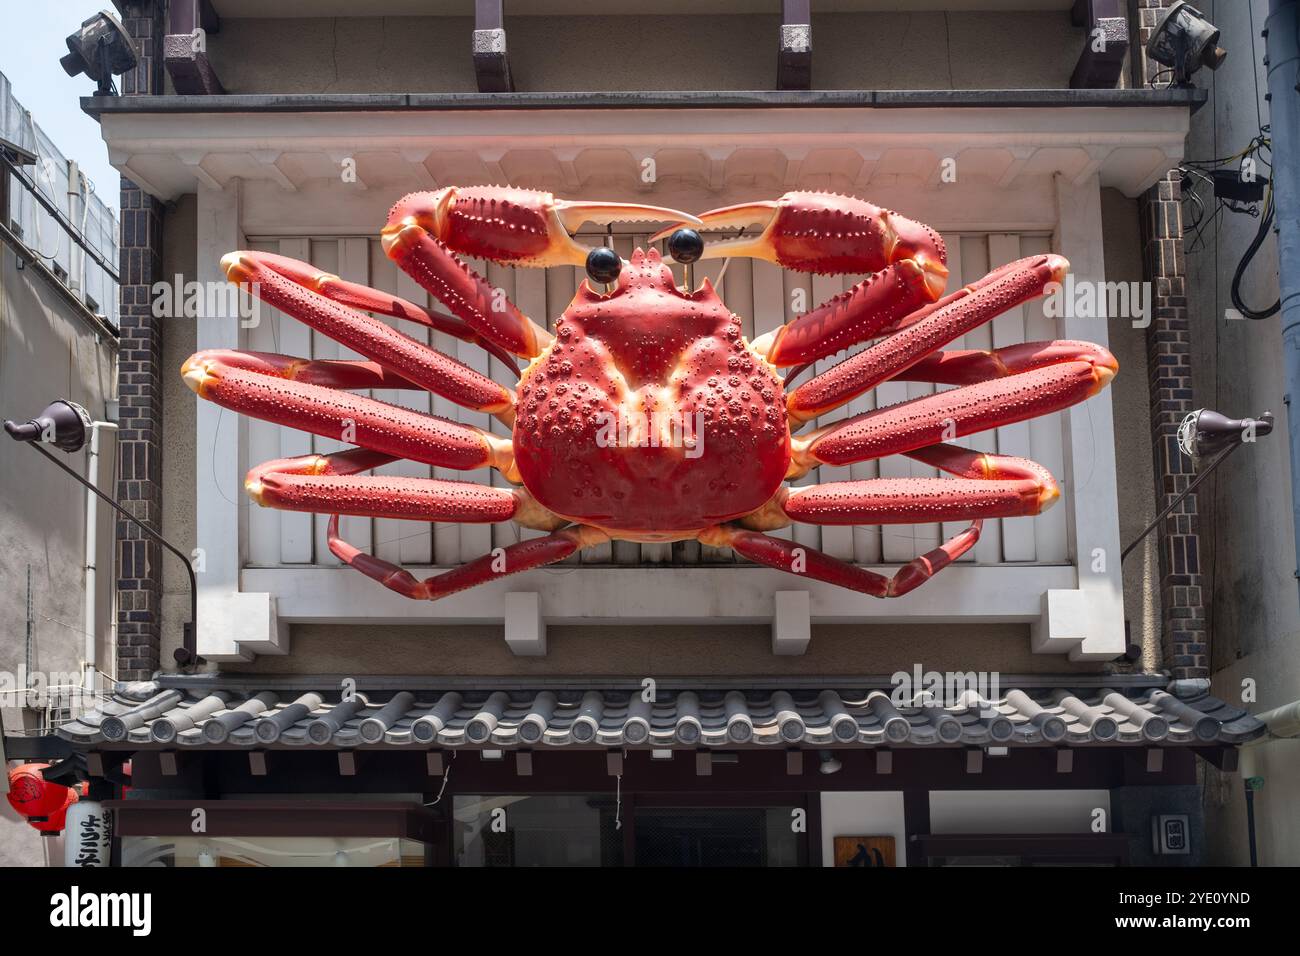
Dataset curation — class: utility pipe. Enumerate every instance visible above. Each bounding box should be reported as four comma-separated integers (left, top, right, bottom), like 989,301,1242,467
1265,0,1300,588
82,421,117,697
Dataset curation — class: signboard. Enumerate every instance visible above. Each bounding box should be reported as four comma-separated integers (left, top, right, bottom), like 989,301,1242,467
64,800,112,867
833,835,896,867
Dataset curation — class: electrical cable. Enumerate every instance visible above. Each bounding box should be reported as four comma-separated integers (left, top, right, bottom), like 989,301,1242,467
1231,182,1281,320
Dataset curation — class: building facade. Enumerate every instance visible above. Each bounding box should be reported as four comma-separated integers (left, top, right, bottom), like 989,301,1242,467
0,69,120,866
12,0,1286,866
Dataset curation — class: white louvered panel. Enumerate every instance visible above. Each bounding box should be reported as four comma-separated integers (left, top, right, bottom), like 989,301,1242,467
609,233,642,566
276,237,315,564
875,288,914,563
1021,234,1069,563
511,264,549,544
843,273,883,565
695,245,737,565
487,260,520,555
784,269,822,558
394,263,436,566
811,271,854,560
367,243,432,567
245,239,283,567
957,236,1003,566
455,255,495,564
307,240,344,566
546,259,588,565
637,230,674,565
335,237,375,559
750,259,793,546
987,233,1035,562
936,238,975,562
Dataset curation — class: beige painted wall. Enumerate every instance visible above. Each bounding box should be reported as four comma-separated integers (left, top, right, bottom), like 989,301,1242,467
1181,0,1299,867
1101,187,1162,671
201,13,1086,94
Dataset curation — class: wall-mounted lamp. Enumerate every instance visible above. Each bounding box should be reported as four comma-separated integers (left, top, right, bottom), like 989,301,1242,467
4,400,202,667
1122,409,1273,562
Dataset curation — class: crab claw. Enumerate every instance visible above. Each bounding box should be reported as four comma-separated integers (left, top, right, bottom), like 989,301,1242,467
653,191,948,294
383,186,701,269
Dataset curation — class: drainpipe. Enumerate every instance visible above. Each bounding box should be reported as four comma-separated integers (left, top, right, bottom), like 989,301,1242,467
1238,698,1300,866
1266,0,1300,588
82,420,117,697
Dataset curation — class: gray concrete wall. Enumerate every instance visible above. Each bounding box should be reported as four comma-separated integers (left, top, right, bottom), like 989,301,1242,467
1179,0,1299,866
203,12,1086,94
0,245,117,866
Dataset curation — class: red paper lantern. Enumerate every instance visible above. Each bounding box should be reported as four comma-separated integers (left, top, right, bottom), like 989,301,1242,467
6,763,83,834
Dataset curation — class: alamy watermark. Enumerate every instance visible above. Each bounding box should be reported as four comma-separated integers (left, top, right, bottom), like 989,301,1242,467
890,664,1001,714
1042,274,1152,328
151,274,261,328
593,409,705,458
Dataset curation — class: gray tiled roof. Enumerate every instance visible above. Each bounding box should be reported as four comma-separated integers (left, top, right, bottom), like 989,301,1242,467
55,681,1265,750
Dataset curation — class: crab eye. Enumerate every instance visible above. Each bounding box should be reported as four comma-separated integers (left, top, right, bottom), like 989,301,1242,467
585,247,623,284
667,228,704,264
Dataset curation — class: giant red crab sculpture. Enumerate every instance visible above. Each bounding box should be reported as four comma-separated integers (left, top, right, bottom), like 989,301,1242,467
182,187,1115,600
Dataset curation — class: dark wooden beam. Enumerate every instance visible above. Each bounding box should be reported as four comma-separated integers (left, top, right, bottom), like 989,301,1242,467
474,0,513,93
1069,0,1129,89
1193,746,1241,772
778,0,812,91
164,0,224,95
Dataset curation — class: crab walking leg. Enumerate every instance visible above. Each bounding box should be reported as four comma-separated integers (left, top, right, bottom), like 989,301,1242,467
787,255,1069,423
327,521,611,601
741,449,1058,531
222,252,513,419
791,351,1117,474
234,250,520,370
243,448,565,529
700,522,982,599
381,221,552,359
186,349,427,391
886,340,1115,387
182,351,511,472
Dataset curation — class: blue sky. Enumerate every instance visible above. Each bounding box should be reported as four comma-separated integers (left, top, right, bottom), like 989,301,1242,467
0,2,124,212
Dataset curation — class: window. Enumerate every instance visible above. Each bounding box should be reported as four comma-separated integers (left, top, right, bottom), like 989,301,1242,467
121,835,427,867
454,794,622,867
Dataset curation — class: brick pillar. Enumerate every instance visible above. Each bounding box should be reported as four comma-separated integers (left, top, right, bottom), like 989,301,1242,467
1135,0,1208,679
116,1,168,681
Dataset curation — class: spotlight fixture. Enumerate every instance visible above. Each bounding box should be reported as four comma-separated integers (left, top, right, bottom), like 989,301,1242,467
1178,408,1274,459
818,750,842,775
1146,2,1226,86
5,399,202,666
59,10,139,96
1122,408,1273,561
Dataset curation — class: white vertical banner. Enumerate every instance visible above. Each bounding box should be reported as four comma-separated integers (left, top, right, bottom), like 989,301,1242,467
64,800,112,867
